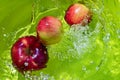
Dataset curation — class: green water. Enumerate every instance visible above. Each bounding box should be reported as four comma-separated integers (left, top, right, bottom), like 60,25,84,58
0,0,120,80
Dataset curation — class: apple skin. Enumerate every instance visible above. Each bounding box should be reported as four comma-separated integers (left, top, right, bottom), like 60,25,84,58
11,36,48,72
37,16,63,45
65,3,92,26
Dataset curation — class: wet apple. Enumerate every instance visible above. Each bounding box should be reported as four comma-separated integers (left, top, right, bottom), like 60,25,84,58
37,16,63,45
11,36,48,72
65,3,92,26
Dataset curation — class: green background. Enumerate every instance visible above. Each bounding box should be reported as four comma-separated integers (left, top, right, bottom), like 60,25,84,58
0,0,120,80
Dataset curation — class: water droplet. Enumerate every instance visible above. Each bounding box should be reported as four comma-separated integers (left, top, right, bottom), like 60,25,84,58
117,29,120,39
6,63,17,74
90,60,94,64
118,36,120,39
24,71,31,79
103,33,110,42
39,72,50,80
92,8,97,12
103,52,106,55
24,62,29,66
82,66,87,71
3,34,7,37
96,66,99,71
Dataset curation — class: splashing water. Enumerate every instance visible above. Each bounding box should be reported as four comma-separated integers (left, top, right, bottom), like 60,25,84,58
19,0,120,79
24,72,55,80
1,0,120,80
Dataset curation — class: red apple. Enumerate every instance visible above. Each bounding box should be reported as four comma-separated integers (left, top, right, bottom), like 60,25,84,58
11,36,48,72
37,16,63,45
65,3,92,26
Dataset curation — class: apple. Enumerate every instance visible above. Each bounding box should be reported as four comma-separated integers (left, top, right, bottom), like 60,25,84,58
37,16,63,45
64,3,92,26
11,36,48,72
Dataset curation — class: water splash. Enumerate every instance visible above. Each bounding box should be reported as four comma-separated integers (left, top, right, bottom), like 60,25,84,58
103,33,111,43
24,72,55,80
48,25,96,61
